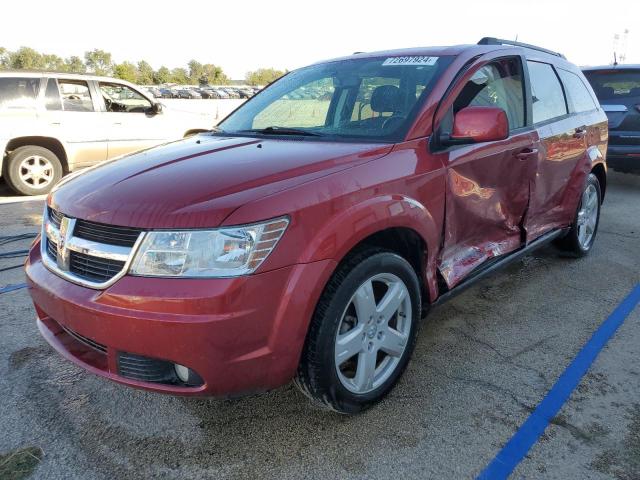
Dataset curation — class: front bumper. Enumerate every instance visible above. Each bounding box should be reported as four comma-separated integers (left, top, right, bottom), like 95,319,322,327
26,237,336,397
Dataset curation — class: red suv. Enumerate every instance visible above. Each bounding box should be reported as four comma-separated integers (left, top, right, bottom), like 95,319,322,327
26,38,607,413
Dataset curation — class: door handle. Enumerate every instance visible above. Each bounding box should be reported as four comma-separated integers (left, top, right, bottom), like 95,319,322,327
113,122,122,126
573,127,587,139
515,148,538,160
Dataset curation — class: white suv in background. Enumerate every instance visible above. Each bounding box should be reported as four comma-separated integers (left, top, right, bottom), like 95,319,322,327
0,72,213,195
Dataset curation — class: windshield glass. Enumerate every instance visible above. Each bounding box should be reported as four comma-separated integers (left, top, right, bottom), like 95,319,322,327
219,55,453,142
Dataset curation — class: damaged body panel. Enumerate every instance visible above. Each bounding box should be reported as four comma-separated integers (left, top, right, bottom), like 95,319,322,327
438,132,538,287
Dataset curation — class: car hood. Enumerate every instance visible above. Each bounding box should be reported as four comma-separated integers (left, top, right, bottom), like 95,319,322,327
50,135,393,229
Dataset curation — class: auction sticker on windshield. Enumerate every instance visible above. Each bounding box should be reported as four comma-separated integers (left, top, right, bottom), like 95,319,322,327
382,56,438,66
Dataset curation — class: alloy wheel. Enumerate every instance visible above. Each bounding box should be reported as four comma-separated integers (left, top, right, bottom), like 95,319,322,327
18,155,55,190
577,183,598,249
334,273,412,394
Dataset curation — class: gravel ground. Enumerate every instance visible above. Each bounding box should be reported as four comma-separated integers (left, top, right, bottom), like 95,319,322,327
0,171,639,480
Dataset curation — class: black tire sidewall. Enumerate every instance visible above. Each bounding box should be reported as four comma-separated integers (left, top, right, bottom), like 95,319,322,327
6,146,63,196
312,252,421,413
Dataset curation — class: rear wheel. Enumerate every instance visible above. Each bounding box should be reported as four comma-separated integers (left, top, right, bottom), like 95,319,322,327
295,249,421,413
5,146,63,196
556,173,601,256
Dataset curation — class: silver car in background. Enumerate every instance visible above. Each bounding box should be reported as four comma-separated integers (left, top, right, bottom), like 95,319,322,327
0,72,213,195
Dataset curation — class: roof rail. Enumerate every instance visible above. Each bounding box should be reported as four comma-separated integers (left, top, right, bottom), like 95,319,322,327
477,37,566,59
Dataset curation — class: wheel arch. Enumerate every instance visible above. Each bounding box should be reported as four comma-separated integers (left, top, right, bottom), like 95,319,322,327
4,136,69,173
183,129,209,138
591,162,606,202
299,195,441,305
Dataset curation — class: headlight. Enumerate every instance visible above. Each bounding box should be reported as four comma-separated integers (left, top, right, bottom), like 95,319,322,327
129,217,289,278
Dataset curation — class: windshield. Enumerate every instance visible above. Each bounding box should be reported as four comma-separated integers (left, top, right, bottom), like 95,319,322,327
219,55,453,142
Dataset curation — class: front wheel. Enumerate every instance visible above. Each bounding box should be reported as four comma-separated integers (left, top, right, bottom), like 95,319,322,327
556,173,602,256
295,249,421,414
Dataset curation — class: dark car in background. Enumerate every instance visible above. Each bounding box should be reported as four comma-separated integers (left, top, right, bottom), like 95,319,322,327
158,88,175,99
583,65,640,172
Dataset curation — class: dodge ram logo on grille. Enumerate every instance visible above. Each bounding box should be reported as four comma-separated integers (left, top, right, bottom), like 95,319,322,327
56,216,74,271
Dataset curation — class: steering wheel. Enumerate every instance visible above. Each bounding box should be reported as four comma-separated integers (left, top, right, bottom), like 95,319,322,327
382,115,406,131
104,98,113,111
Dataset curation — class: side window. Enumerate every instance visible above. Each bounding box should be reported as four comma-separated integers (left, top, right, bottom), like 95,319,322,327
99,83,152,113
453,58,525,130
44,78,62,111
58,80,95,112
253,78,335,129
557,69,597,113
0,77,40,109
526,61,567,123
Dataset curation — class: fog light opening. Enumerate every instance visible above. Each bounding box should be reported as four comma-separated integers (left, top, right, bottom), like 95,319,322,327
174,364,190,383
173,363,204,386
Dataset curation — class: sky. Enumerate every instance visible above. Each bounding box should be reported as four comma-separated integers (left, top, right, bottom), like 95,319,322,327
2,0,638,79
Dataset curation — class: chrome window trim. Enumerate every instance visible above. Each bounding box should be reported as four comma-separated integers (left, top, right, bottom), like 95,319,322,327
40,206,146,290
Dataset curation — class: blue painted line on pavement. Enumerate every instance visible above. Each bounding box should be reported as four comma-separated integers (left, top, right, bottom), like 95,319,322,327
0,282,28,294
477,283,640,480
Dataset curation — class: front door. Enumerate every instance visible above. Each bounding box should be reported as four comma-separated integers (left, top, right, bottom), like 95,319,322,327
434,57,539,288
96,82,169,159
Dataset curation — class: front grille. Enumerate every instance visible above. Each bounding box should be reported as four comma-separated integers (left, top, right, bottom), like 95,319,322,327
74,219,144,247
48,207,144,247
46,238,57,260
61,325,107,354
69,251,126,282
48,207,63,229
117,352,176,384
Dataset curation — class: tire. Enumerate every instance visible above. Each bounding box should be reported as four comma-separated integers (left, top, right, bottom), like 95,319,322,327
555,173,601,257
5,146,63,196
295,248,421,414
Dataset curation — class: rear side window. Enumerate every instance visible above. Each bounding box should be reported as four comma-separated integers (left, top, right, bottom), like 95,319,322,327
557,69,597,113
0,77,40,109
583,70,640,101
527,61,567,123
58,80,95,112
453,58,526,130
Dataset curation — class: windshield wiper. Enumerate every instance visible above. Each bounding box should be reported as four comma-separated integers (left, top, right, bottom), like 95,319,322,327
238,126,323,136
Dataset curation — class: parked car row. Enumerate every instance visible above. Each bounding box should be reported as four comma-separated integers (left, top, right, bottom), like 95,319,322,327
145,86,259,100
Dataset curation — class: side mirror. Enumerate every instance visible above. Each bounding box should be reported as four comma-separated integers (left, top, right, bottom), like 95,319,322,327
151,102,163,114
443,106,509,146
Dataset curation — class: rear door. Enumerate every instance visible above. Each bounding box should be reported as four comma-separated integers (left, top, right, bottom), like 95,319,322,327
434,56,540,288
42,77,108,169
523,61,595,240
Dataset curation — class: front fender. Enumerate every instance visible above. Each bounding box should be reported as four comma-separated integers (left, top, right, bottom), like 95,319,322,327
299,195,441,302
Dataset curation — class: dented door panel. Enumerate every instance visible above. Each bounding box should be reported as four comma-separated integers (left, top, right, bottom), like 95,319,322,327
437,132,539,288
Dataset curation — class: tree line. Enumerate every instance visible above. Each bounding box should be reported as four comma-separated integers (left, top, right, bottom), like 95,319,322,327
0,47,286,86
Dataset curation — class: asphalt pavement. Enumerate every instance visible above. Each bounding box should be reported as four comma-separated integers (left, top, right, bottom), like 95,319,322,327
0,172,639,480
